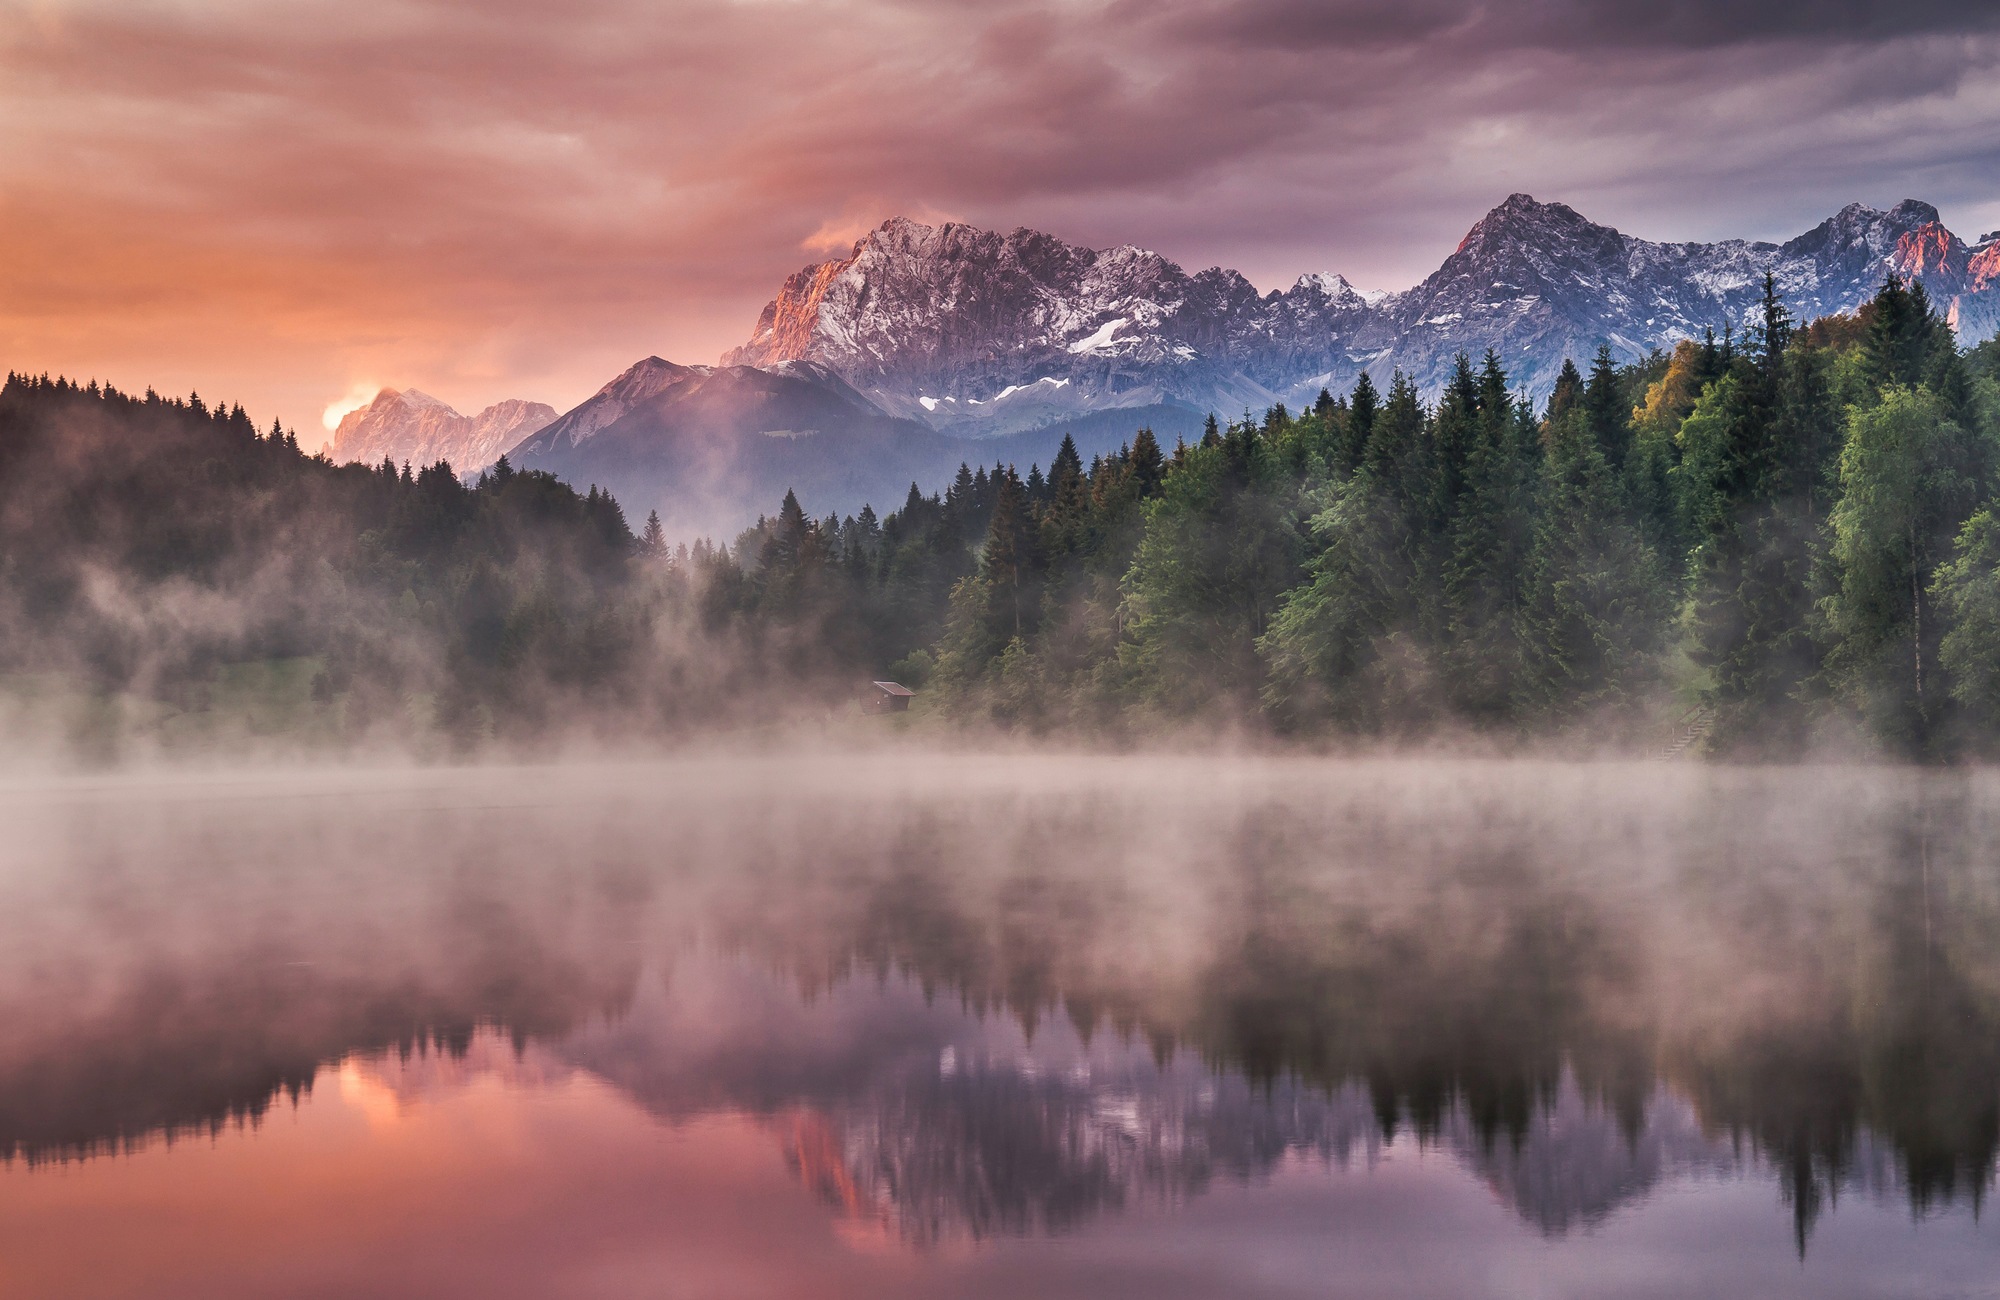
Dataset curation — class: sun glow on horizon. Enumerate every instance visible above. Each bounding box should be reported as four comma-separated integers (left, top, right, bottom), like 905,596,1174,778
321,381,382,432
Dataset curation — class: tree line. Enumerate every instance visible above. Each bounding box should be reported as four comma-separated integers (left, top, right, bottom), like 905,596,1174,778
4,271,1998,757
698,274,2000,758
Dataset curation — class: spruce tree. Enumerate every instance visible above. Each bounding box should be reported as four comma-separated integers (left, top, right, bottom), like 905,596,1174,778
1581,346,1631,471
1546,358,1584,426
1684,277,1821,753
1516,409,1666,722
1340,371,1379,478
1128,428,1165,497
1438,353,1530,720
981,468,1039,640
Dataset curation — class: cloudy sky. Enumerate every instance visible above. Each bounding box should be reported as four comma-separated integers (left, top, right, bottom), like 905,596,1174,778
6,0,2000,436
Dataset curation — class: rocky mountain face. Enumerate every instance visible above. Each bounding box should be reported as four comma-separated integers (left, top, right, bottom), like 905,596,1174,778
727,197,2000,434
488,193,2000,540
330,389,555,475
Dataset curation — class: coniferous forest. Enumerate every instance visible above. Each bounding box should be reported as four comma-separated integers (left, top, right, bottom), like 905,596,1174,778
5,274,2000,760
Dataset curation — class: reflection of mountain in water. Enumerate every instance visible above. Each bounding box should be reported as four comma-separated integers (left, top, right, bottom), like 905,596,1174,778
536,959,1826,1246
786,1054,1384,1244
5,759,1999,1255
337,967,1901,1248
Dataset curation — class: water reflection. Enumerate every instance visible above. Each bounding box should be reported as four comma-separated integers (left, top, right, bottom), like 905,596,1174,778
1,757,1996,1294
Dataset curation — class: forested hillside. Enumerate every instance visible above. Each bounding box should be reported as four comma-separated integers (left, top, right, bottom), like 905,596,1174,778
5,273,1999,759
699,274,2000,758
0,377,795,755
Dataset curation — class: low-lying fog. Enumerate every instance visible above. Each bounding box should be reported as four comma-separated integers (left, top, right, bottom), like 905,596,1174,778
3,754,1997,1299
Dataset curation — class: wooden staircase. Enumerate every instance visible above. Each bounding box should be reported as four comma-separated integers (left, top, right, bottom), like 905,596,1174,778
1657,705,1714,760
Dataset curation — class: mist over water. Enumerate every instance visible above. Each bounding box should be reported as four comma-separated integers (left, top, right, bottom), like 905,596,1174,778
3,754,1998,1298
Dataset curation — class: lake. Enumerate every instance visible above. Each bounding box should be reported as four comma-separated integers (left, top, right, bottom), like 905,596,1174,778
2,755,1996,1299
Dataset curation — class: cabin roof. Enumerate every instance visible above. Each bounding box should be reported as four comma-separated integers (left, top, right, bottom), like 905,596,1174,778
871,681,914,696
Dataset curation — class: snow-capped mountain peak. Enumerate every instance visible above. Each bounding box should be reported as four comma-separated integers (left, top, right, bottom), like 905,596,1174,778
723,196,2000,437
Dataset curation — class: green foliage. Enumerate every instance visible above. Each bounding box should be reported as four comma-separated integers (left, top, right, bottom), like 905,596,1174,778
1437,353,1537,719
1823,386,1990,754
1936,510,2000,743
1515,412,1668,721
1122,421,1308,714
1260,470,1430,730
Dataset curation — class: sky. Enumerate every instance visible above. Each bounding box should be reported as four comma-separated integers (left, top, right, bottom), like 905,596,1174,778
6,0,2000,440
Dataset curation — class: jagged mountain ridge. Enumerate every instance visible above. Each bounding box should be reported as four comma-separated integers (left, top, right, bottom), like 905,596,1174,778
727,196,2000,434
331,388,555,475
480,192,2000,539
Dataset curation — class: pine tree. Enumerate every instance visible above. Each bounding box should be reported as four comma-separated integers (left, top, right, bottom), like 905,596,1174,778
1128,428,1165,497
1861,276,1940,394
1340,371,1379,478
641,509,667,558
1581,346,1631,471
982,468,1039,640
1438,353,1531,719
1546,358,1584,426
759,489,811,599
1043,433,1090,559
1516,409,1666,721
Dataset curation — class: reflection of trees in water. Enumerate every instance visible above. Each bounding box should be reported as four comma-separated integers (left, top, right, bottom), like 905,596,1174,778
717,776,2000,1247
5,764,1999,1252
0,957,636,1166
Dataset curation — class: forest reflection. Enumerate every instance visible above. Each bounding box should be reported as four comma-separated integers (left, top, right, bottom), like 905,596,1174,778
1,756,1995,1254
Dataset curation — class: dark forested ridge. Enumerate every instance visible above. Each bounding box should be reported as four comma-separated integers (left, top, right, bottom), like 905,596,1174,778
0,377,783,753
5,273,2000,759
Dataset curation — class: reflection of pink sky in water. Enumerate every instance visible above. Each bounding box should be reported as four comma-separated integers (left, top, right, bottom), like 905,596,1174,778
3,958,1992,1300
4,758,2000,1299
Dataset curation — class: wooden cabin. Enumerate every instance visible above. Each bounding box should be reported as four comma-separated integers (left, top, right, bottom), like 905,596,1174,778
861,681,914,715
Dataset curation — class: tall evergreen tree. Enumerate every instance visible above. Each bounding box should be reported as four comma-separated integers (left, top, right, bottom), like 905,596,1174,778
1581,346,1632,471
981,468,1039,640
1128,428,1165,497
1684,276,1823,753
1339,371,1379,477
1516,410,1667,721
1438,353,1531,720
1546,358,1584,426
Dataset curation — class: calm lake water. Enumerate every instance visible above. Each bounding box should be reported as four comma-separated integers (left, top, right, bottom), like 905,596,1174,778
3,755,1998,1299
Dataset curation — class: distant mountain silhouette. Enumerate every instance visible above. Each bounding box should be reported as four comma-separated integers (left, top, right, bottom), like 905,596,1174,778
331,388,553,474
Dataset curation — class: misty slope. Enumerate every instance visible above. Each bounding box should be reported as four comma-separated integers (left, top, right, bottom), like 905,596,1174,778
331,388,555,475
505,359,979,540
727,196,2000,427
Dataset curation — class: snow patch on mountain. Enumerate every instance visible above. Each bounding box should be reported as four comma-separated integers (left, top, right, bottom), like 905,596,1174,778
1066,318,1129,354
724,196,2000,433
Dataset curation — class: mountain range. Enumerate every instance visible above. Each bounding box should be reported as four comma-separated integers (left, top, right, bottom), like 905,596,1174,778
338,194,2000,539
330,388,555,475
726,195,2000,434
